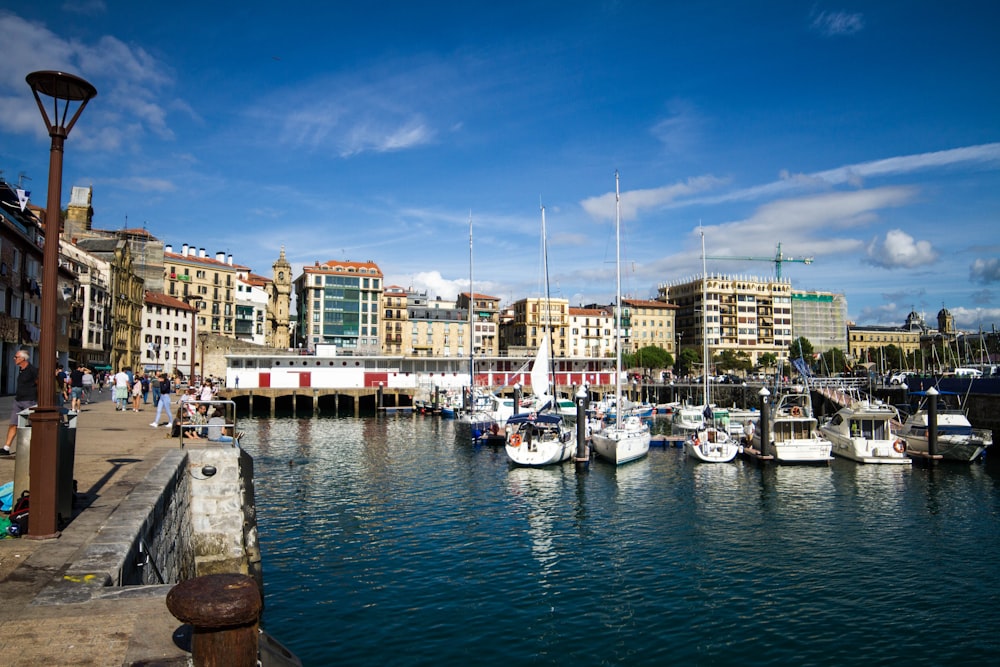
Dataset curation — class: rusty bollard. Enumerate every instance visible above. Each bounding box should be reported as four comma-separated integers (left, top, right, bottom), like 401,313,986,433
166,573,262,667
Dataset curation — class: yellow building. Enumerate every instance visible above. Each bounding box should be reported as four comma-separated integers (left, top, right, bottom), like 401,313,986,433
502,297,570,356
163,244,249,339
622,298,677,355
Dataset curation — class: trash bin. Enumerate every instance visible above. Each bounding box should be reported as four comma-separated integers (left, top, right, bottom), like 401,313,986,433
13,409,78,524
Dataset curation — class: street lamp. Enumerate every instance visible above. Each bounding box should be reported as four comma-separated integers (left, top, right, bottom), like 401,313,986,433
26,70,97,538
198,331,208,383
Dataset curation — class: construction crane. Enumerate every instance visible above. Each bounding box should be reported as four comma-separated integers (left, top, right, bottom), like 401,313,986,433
704,242,813,279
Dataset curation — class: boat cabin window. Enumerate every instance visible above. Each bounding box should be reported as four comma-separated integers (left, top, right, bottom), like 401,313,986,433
849,419,886,440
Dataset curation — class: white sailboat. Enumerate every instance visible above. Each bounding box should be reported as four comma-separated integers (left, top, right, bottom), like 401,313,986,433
591,172,651,465
505,204,576,467
457,214,497,438
684,229,738,463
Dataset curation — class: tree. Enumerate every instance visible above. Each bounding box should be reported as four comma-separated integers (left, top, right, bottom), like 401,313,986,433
820,347,849,375
677,348,700,377
789,337,814,361
625,345,672,372
715,349,752,375
758,352,778,372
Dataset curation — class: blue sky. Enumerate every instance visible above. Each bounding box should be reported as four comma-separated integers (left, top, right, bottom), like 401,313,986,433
2,2,999,331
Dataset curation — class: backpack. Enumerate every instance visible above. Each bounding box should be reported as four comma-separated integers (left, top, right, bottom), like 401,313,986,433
7,490,28,537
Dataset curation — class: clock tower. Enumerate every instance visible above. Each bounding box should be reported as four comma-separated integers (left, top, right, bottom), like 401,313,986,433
267,246,292,348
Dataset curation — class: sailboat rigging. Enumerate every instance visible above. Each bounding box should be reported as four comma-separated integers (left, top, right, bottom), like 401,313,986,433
591,171,651,465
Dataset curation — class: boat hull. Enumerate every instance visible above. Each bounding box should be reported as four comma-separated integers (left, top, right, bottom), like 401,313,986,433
591,429,650,465
824,434,911,464
684,440,738,463
505,439,575,466
900,434,989,462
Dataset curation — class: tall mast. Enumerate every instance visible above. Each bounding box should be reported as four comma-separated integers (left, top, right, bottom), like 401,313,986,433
541,203,555,396
615,171,623,412
701,228,709,408
468,212,474,405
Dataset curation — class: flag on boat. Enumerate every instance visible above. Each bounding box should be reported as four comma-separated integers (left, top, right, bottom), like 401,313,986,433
792,356,813,378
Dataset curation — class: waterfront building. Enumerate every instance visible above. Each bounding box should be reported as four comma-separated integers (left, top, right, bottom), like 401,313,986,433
294,259,383,354
60,241,112,369
622,298,678,356
265,247,292,349
847,321,921,370
382,285,408,355
64,186,166,293
407,290,471,358
568,306,613,358
501,296,570,357
76,237,145,372
791,290,848,355
163,244,249,340
142,291,198,376
456,291,500,356
234,271,270,346
0,179,44,390
659,273,793,368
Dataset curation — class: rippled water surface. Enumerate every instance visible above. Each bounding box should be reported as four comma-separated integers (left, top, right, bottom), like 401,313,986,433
241,416,1000,666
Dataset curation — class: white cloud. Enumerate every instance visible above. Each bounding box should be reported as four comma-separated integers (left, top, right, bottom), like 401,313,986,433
865,229,938,268
651,98,701,155
580,175,725,221
811,10,865,36
970,257,1000,284
0,12,177,151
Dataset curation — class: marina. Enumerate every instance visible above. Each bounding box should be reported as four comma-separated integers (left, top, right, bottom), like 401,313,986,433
242,412,999,666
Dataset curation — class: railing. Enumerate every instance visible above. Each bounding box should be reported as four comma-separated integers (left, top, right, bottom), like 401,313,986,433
175,399,240,448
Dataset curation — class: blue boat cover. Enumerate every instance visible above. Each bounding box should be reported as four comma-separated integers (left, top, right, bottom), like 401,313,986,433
507,412,562,426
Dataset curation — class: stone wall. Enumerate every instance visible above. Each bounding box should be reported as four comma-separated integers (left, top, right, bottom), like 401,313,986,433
49,444,260,598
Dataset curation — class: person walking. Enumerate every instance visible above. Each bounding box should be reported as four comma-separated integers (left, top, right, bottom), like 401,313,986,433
151,373,173,429
140,373,150,404
70,363,85,412
2,350,38,455
81,367,94,404
113,367,130,411
131,375,143,412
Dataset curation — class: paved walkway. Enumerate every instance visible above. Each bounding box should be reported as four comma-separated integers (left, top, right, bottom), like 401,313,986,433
0,390,188,666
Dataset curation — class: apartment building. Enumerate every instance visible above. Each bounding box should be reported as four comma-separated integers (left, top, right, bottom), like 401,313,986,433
622,298,677,355
659,273,793,367
142,291,198,377
568,306,613,358
163,244,249,339
294,259,383,353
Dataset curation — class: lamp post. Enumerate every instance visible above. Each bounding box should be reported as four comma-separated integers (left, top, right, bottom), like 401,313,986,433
26,70,97,538
198,332,208,383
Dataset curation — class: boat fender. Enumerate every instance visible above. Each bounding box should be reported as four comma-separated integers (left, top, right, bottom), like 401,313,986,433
510,434,522,447
692,436,700,447
893,439,906,453
790,406,802,417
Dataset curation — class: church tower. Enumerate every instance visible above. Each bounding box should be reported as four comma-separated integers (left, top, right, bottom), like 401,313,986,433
267,246,292,348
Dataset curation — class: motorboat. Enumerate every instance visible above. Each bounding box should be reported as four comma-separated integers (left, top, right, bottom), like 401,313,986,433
749,386,832,463
819,395,910,464
897,390,992,462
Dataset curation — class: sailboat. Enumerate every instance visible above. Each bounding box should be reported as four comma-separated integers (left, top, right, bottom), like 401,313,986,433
457,214,497,438
591,172,651,465
505,204,576,467
684,229,739,463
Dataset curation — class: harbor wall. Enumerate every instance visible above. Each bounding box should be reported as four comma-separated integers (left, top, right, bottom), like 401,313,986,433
46,445,260,597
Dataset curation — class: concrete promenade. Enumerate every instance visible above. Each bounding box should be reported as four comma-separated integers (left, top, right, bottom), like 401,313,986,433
0,389,187,666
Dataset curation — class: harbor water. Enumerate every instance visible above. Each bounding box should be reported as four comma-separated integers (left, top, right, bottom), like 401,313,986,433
241,414,999,666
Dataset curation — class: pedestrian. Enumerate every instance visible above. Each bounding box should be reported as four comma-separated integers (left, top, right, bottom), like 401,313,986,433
151,374,161,405
234,375,239,388
131,375,143,412
114,367,130,410
150,372,173,429
81,367,94,404
70,363,85,412
140,373,150,404
2,350,38,455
